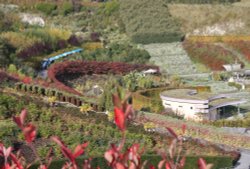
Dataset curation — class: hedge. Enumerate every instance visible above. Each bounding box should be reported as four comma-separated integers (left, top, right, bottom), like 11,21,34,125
131,32,183,44
30,155,233,169
212,118,250,128
36,2,57,15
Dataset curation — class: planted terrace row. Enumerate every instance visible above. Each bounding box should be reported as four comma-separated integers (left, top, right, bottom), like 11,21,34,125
15,82,101,111
183,40,237,70
48,61,159,95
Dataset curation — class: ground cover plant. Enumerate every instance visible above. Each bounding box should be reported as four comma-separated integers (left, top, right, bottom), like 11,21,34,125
183,40,237,70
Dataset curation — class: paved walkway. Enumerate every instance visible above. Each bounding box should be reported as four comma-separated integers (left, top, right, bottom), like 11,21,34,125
235,149,250,169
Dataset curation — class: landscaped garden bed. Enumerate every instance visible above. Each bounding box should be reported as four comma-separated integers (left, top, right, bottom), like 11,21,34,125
225,40,250,61
47,61,159,95
0,93,238,162
137,112,250,149
183,40,238,70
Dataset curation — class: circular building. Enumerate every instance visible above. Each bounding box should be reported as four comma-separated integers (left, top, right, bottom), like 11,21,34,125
160,89,246,121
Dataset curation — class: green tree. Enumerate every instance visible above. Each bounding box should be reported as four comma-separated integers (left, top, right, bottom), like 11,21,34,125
0,39,16,67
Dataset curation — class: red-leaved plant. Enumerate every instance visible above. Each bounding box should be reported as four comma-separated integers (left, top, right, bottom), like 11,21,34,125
0,94,213,169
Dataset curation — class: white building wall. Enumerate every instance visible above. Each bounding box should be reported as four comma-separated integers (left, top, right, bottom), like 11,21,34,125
162,99,209,121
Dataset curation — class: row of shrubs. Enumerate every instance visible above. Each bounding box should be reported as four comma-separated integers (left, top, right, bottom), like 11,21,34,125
211,118,250,127
15,82,100,110
0,93,155,158
35,1,80,16
225,41,250,62
183,40,237,70
119,0,183,44
131,32,183,44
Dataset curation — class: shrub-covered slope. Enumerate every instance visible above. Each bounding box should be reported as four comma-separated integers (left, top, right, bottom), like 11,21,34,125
119,0,183,44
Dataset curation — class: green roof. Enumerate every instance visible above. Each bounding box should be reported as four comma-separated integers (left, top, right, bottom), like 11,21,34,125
161,89,215,101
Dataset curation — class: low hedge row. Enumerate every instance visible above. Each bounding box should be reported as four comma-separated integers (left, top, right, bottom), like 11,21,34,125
131,32,183,44
212,118,250,127
30,155,233,169
15,82,100,110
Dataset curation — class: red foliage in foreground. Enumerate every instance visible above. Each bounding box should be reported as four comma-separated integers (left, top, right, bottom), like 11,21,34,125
47,61,159,95
13,109,36,143
0,94,215,169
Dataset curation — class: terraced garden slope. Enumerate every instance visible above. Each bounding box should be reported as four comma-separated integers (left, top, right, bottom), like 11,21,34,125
183,40,239,70
119,0,183,44
143,42,197,75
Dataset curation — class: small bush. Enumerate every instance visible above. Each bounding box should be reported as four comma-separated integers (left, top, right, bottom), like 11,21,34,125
61,2,74,16
99,0,119,16
67,34,80,46
36,2,57,15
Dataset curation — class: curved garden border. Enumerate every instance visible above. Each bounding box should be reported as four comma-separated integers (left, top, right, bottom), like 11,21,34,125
48,60,159,95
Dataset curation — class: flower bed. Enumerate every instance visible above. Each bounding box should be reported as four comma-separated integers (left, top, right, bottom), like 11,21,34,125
48,61,159,95
225,41,250,61
183,40,236,70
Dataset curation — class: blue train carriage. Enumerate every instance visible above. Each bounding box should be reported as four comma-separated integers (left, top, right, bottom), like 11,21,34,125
41,48,83,69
